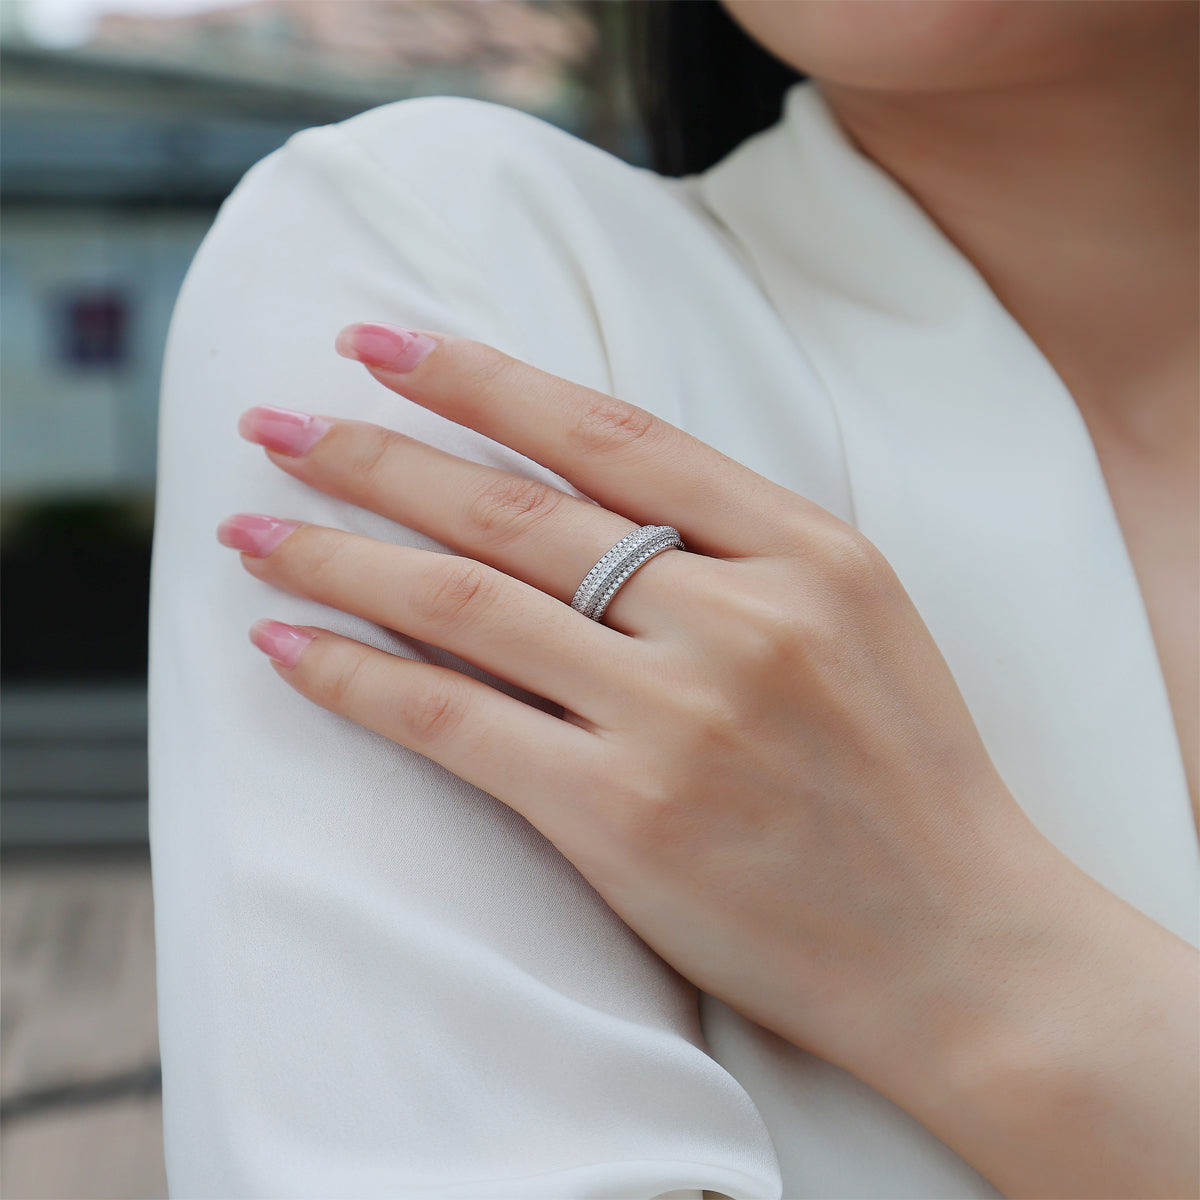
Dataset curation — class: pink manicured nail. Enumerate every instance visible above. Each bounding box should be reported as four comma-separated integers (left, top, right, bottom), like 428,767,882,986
334,322,438,373
217,514,300,556
238,405,332,456
249,618,314,668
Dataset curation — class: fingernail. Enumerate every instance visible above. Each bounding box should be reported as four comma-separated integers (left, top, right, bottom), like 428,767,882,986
217,514,300,556
238,405,332,456
335,322,438,373
250,618,314,668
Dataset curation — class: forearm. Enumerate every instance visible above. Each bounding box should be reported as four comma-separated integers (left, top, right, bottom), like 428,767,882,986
872,835,1199,1199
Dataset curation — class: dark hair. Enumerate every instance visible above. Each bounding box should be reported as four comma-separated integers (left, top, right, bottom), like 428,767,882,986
625,0,806,178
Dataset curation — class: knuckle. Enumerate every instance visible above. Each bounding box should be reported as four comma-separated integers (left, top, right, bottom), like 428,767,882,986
718,584,820,672
815,527,896,603
416,558,495,629
742,613,812,672
773,509,825,556
464,475,564,548
613,773,698,865
300,528,352,584
459,341,520,393
317,643,373,711
566,395,660,457
669,677,741,747
396,678,470,744
349,422,397,489
663,560,811,671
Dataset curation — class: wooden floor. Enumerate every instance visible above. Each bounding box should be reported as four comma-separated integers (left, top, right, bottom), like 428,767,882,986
1,854,168,1199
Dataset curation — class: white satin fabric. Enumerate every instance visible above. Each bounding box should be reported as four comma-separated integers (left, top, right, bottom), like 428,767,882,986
149,81,1198,1198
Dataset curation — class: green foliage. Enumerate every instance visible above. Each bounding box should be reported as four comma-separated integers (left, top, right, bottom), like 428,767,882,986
1,493,155,551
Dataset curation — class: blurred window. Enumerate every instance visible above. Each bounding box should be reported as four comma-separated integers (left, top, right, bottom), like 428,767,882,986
0,0,625,847
60,289,129,368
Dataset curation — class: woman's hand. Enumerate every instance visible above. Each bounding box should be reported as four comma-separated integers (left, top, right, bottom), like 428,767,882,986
218,319,1040,1073
216,324,1198,1198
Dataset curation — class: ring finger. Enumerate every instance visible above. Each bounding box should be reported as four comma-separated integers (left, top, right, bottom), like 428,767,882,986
216,515,641,726
236,405,691,635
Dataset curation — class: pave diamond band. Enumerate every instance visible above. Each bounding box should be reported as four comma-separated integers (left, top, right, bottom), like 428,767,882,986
571,525,684,623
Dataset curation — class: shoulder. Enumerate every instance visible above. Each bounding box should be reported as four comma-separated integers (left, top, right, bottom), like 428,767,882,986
161,96,705,477
164,93,807,456
250,94,679,252
198,91,701,315
321,92,596,177
180,94,730,402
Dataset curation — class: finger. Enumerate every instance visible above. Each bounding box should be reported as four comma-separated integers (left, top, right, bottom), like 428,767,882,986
239,406,669,629
334,324,831,558
253,619,614,854
218,515,641,725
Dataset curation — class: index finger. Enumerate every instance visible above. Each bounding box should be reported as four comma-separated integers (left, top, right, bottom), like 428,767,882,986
334,323,827,558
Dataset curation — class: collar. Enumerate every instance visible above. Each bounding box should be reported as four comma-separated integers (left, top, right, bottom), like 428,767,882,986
695,81,1198,943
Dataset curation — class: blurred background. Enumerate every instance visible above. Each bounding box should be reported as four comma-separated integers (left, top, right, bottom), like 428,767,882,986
0,2,642,1193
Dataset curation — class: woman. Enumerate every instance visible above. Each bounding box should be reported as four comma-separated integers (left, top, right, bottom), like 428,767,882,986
149,2,1198,1196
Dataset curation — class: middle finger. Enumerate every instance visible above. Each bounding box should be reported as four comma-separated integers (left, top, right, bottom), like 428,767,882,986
237,405,688,634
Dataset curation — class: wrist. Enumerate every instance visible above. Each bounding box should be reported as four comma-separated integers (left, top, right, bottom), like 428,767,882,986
874,833,1199,1198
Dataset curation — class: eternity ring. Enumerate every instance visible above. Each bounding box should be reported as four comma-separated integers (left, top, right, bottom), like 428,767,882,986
570,525,685,623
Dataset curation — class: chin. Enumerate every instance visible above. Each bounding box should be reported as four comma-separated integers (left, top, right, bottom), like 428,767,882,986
719,0,1189,94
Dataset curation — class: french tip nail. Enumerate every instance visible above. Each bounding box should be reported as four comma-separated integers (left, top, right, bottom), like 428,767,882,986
334,324,367,361
249,617,314,669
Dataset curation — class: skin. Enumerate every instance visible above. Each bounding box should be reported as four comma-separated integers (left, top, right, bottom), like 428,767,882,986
214,5,1198,1195
715,8,1200,1192
721,0,1200,828
219,322,1195,1199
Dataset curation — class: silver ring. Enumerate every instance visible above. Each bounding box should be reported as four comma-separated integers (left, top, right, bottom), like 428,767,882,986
571,525,684,623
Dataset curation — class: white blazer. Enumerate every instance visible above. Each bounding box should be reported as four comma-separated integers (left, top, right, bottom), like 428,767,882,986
149,80,1198,1199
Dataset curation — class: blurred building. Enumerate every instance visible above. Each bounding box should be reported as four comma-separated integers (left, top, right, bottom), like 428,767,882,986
1,9,637,1194
2,0,596,502
1,0,610,848
1,7,644,1193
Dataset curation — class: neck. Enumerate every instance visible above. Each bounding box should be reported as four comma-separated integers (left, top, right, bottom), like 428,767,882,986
817,58,1198,447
